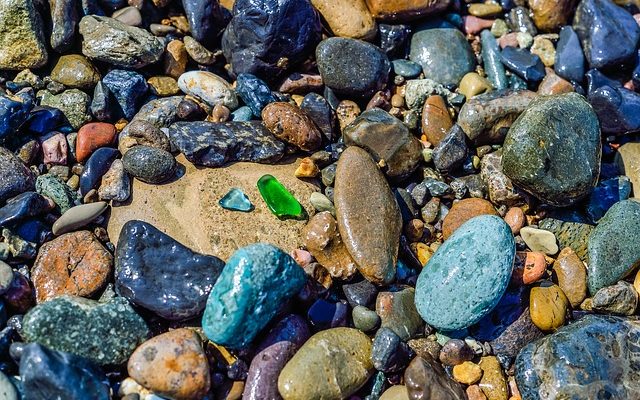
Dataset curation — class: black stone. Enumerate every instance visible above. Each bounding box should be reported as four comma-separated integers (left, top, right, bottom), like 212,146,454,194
50,0,79,52
115,220,225,320
507,6,537,35
371,328,413,373
0,192,50,228
235,73,277,117
90,81,112,122
102,70,149,120
0,93,33,141
181,0,226,49
301,93,335,141
79,147,119,196
306,299,348,331
122,145,176,184
432,125,468,174
378,24,411,58
342,279,378,308
589,85,640,135
176,98,207,121
500,46,545,82
554,26,586,83
167,121,286,167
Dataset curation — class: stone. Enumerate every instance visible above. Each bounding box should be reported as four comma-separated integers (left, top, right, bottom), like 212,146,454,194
0,0,48,69
112,6,142,26
415,215,515,330
502,93,601,206
409,29,475,86
235,73,276,117
19,343,110,400
392,60,422,79
616,143,640,197
343,108,422,180
21,296,149,365
376,287,423,340
432,125,468,174
442,198,498,239
183,36,217,65
530,38,556,67
554,26,585,82
310,0,376,39
181,0,225,49
587,200,640,293
0,93,33,140
116,220,224,321
453,362,483,385
177,71,239,109
481,30,508,91
500,46,546,82
586,176,632,222
371,328,413,373
352,305,380,332
421,95,453,146
439,339,475,366
128,328,210,400
148,76,180,96
98,159,130,202
316,37,390,97
52,201,108,236
32,231,112,303
504,207,526,234
478,356,508,400
168,121,285,167
40,89,91,130
102,69,149,120
520,226,558,255
0,371,17,400
589,85,640,136
515,314,640,399
122,146,176,184
202,243,306,348
261,102,323,152
35,174,76,213
529,283,569,332
0,192,52,227
458,90,537,145
380,385,410,400
40,132,68,165
529,0,575,31
366,0,449,21
301,93,335,141
512,251,547,285
489,307,544,359
219,188,253,212
458,73,492,99
76,122,117,163
50,54,100,90
278,328,373,399
221,0,322,80
551,248,587,307
591,281,638,315
334,146,402,284
257,174,306,220
573,0,640,69
537,71,574,95
118,120,171,155
404,355,466,400
539,218,593,261
302,211,357,279
79,15,164,68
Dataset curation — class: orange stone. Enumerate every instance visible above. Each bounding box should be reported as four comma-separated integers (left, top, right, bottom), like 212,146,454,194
365,0,450,21
442,198,498,239
504,207,526,235
512,251,547,285
421,95,453,146
75,122,117,162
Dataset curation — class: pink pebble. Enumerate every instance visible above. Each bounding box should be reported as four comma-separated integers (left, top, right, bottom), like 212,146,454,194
624,80,635,91
291,249,313,267
499,32,519,49
634,13,640,26
463,16,494,35
41,132,68,165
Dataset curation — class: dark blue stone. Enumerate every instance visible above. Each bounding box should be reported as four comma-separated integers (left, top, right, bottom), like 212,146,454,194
573,0,640,69
0,301,6,329
413,18,455,30
102,70,149,120
432,124,469,173
585,69,621,96
182,0,226,49
90,81,112,122
19,343,110,400
469,286,527,341
307,299,348,331
371,327,413,373
0,192,51,228
221,0,322,81
235,73,277,117
501,46,545,82
0,94,33,140
342,279,378,308
24,107,65,135
554,27,586,83
589,85,640,135
300,93,335,141
115,220,225,320
254,314,310,353
14,219,52,245
0,327,14,361
379,24,411,58
586,176,632,222
633,50,640,88
79,147,119,196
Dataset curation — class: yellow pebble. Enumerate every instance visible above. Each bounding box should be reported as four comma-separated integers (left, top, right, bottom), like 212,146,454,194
453,361,483,385
459,72,493,100
479,356,508,400
294,157,320,178
529,283,569,332
633,269,640,295
468,2,502,17
416,242,434,266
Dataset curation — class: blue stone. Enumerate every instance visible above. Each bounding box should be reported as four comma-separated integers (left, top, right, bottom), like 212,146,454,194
202,243,307,348
0,93,33,140
182,0,225,49
379,24,411,57
500,46,545,82
469,286,527,341
235,73,276,117
371,327,413,373
0,192,51,228
231,106,253,121
392,60,422,79
589,85,640,135
79,148,119,196
415,215,515,331
102,70,149,120
554,27,585,83
585,69,621,96
307,299,348,331
481,30,508,90
219,188,253,212
14,219,51,245
24,106,65,135
301,93,335,141
586,176,632,222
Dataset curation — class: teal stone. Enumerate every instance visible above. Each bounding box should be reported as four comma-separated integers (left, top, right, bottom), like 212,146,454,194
391,59,423,78
231,105,253,121
587,200,640,294
202,243,306,348
35,174,77,213
480,30,508,90
415,215,515,331
219,187,253,212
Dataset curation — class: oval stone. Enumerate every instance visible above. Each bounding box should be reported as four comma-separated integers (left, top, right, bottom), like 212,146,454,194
278,327,373,400
177,71,239,109
52,201,108,236
415,215,515,331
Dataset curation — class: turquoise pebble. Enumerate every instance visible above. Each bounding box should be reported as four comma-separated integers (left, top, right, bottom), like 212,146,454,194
219,187,253,212
231,106,253,121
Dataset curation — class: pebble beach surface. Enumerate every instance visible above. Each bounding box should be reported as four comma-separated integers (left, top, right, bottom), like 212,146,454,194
1,0,640,399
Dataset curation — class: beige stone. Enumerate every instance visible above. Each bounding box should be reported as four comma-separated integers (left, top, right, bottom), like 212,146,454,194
311,0,377,40
615,142,640,198
107,154,318,260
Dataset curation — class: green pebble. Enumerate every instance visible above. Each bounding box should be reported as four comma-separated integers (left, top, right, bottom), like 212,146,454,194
257,174,306,220
352,305,380,332
35,174,77,213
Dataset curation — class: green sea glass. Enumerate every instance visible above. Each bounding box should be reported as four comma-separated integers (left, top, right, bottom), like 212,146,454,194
257,174,307,220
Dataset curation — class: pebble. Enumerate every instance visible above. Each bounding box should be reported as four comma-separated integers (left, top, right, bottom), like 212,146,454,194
352,305,380,332
118,120,171,155
416,215,515,330
76,122,117,163
587,200,640,293
442,198,498,239
439,339,475,366
35,174,76,213
432,124,469,173
586,176,632,222
380,385,410,400
504,207,525,234
392,60,423,79
591,281,638,315
219,188,253,212
404,78,460,110
537,70,574,95
529,282,569,332
409,28,476,86
513,251,546,285
334,146,402,284
453,361,483,385
489,305,544,359
481,30,508,90
235,74,276,117
122,145,176,184
539,218,592,261
98,159,131,202
515,314,640,399
183,36,217,65
464,16,495,35
52,201,108,236
182,0,225,49
478,356,508,400
79,16,164,68
278,327,373,400
102,69,149,120
113,6,142,26
0,261,13,295
421,95,453,146
32,231,112,303
40,89,91,130
500,46,546,82
550,247,587,308
261,102,323,152
554,26,585,82
310,0,376,39
295,158,320,178
458,72,493,99
115,220,224,320
316,37,391,98
404,355,466,400
376,287,423,340
0,371,17,400
0,0,48,69
366,0,449,21
50,54,100,90
0,192,53,227
519,226,558,255
372,327,413,373
177,71,239,109
343,108,422,180
529,0,573,31
589,84,640,135
128,328,210,400
40,132,68,165
302,211,357,279
21,295,149,365
615,143,640,196
0,93,33,140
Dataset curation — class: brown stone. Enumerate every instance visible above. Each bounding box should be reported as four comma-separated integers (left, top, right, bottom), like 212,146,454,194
512,251,547,286
615,142,640,198
442,198,498,239
537,70,574,95
50,54,100,90
405,355,467,400
31,231,113,303
530,283,569,332
467,385,488,400
421,95,452,146
528,0,576,32
148,76,180,96
366,0,451,22
478,356,508,400
118,120,172,155
261,102,323,152
336,100,361,132
302,211,358,279
311,0,377,39
76,122,117,162
278,74,324,94
164,39,188,79
294,157,320,178
551,247,587,307
504,206,526,235
128,328,210,400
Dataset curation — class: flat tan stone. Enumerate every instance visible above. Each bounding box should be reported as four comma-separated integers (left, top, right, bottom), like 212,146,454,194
616,142,640,198
107,154,318,260
310,0,377,40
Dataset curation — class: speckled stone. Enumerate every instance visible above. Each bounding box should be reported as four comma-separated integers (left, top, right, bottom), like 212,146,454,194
302,211,357,279
40,89,91,130
539,218,593,261
278,328,373,400
21,295,149,365
478,356,508,400
409,29,475,86
415,215,515,331
0,0,48,70
0,147,35,204
177,71,239,109
122,146,176,184
591,281,638,315
516,314,640,400
35,174,76,213
376,287,423,340
587,200,640,294
261,102,323,152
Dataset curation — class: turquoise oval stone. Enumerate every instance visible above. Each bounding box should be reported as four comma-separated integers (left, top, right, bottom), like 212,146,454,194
415,215,515,331
202,243,306,348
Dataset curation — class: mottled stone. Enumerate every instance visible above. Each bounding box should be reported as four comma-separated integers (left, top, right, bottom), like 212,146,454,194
551,247,587,307
376,287,423,340
262,102,323,151
0,0,48,69
478,356,508,400
35,174,76,213
442,198,498,239
592,281,638,315
118,120,171,155
50,55,100,90
177,71,239,109
102,69,149,120
122,146,176,184
530,283,569,332
539,218,593,261
302,211,357,279
404,355,466,400
409,29,475,86
490,307,544,359
40,89,91,130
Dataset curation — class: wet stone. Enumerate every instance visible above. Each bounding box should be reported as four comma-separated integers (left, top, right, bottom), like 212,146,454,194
0,93,34,140
591,281,638,315
235,73,277,117
40,89,91,130
261,102,323,152
404,355,467,400
376,287,423,341
257,174,306,220
554,27,585,83
102,70,149,120
219,188,253,212
35,174,76,213
500,46,546,82
79,148,119,196
372,327,414,373
122,146,176,184
0,192,51,228
302,211,357,279
50,54,100,90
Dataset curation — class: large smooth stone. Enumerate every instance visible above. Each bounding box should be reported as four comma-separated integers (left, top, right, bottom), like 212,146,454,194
409,29,475,86
366,0,450,22
0,147,35,204
515,314,640,399
202,243,306,348
587,199,640,294
334,146,402,285
21,296,149,365
278,327,373,400
310,0,377,40
415,215,515,331
115,220,224,320
502,93,601,207
0,0,48,69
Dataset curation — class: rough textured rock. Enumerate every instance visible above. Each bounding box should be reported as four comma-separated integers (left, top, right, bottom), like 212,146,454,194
0,0,48,69
442,198,498,240
302,211,357,279
261,102,323,152
0,147,35,205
